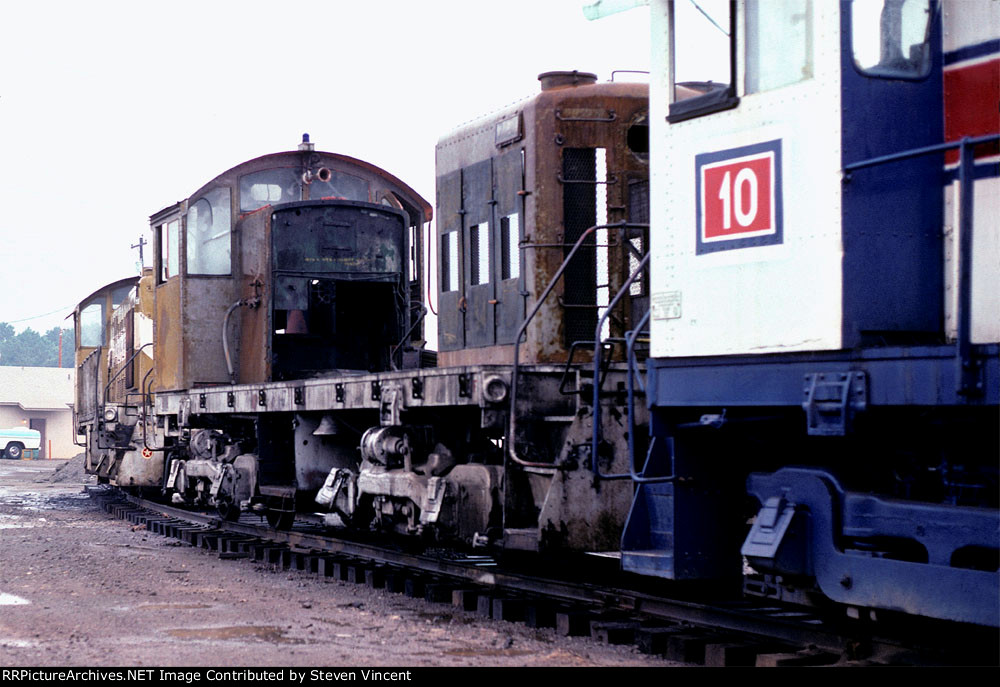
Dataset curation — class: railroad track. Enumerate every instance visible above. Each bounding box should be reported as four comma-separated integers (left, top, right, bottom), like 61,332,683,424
87,486,997,667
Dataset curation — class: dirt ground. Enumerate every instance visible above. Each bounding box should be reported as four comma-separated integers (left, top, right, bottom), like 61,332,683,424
0,458,678,667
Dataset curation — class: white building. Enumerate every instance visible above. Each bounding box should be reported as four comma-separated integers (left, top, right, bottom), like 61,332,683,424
0,366,78,459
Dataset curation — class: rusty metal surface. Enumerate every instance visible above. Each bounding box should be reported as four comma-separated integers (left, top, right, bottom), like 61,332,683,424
155,364,529,416
73,275,144,428
154,275,184,391
436,78,649,367
148,148,431,391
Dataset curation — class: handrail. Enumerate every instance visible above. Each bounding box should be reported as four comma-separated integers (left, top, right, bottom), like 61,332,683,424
93,342,153,450
845,133,998,397
103,343,152,403
590,252,650,480
92,345,103,425
625,310,674,483
507,221,647,469
141,367,165,452
508,223,605,468
842,133,998,173
389,303,428,370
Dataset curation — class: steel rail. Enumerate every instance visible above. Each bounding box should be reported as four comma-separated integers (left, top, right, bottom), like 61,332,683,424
100,487,967,660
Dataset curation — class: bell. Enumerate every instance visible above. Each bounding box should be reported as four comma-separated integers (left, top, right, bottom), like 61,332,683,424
312,414,339,436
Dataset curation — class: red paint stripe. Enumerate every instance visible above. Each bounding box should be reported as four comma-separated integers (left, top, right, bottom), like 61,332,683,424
944,58,1000,164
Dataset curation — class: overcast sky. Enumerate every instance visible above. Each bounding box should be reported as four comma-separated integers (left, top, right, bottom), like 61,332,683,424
0,0,650,339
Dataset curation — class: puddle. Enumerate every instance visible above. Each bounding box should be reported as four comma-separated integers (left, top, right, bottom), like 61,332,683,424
166,625,303,644
0,514,28,530
139,603,213,611
0,592,31,606
0,639,36,648
0,486,90,509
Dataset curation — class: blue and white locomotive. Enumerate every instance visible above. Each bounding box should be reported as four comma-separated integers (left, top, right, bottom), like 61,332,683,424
621,0,998,627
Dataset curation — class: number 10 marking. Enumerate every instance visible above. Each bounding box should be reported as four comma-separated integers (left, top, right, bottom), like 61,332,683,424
695,140,782,254
718,168,760,230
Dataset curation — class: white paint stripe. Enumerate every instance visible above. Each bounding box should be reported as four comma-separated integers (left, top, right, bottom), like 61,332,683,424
943,54,1000,71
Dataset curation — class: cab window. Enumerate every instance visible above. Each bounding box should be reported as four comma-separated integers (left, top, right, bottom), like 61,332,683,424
159,218,179,282
240,168,302,212
111,285,133,307
669,0,737,122
187,187,232,275
746,0,813,93
852,0,932,79
79,300,104,347
309,171,369,202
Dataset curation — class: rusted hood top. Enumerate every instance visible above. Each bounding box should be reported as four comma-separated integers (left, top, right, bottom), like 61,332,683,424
436,74,648,176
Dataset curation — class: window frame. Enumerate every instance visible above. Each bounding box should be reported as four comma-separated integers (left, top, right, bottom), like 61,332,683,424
185,187,233,277
849,0,935,81
667,0,740,123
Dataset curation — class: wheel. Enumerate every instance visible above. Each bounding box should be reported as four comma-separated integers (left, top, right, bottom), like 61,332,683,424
216,498,241,522
265,508,295,530
264,496,295,530
5,443,23,460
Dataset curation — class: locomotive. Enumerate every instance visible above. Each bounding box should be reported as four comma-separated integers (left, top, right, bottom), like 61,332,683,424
74,75,651,551
72,0,998,632
628,0,998,628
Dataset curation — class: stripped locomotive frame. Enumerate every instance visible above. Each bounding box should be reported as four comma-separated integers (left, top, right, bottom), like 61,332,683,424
74,75,651,553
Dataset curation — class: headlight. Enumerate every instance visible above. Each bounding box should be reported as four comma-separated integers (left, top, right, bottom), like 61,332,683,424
482,375,509,404
103,407,119,423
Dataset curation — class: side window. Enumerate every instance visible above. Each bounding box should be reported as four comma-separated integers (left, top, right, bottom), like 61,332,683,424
239,168,302,212
309,171,369,202
746,0,813,93
409,225,418,284
500,214,520,280
187,187,232,275
441,231,459,292
79,300,104,347
669,0,737,122
470,222,490,286
851,0,932,79
159,219,179,282
111,285,133,307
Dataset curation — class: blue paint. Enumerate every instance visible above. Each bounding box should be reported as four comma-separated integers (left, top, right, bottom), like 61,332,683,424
944,159,1000,182
840,0,945,345
744,467,1000,627
647,343,999,407
943,39,1000,66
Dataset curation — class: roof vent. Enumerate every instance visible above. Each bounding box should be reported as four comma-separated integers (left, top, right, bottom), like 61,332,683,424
538,70,598,92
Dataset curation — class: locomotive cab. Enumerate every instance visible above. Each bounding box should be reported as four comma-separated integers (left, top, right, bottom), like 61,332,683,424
73,273,154,485
151,142,431,391
629,0,999,627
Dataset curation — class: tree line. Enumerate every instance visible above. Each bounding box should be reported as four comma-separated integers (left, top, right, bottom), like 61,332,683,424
0,323,75,368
